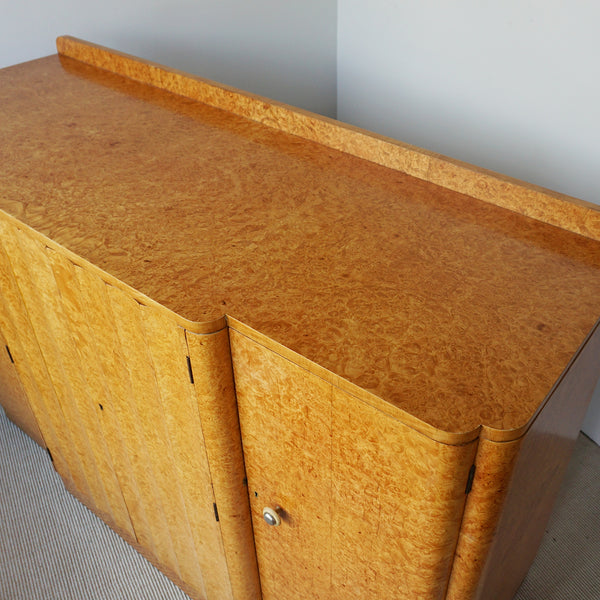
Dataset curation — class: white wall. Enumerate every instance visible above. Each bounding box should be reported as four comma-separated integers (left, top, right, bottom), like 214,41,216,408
0,0,337,116
337,0,600,443
338,0,600,204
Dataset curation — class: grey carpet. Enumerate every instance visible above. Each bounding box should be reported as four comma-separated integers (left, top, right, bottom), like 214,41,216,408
0,406,598,599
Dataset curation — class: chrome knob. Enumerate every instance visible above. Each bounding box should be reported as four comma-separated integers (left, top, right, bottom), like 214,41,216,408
262,506,282,526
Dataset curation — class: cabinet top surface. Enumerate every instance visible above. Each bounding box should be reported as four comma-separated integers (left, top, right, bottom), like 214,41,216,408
2,50,600,437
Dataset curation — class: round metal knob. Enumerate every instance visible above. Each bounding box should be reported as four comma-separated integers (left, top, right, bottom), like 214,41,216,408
262,506,282,526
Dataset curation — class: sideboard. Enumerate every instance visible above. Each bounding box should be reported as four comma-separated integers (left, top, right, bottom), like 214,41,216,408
1,36,599,600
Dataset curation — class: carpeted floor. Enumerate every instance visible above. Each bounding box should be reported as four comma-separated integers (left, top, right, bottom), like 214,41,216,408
0,406,598,599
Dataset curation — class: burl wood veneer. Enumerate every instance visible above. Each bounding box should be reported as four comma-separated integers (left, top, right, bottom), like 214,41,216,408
0,326,44,447
0,36,599,600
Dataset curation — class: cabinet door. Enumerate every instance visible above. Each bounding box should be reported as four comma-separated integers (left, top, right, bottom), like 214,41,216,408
231,329,477,600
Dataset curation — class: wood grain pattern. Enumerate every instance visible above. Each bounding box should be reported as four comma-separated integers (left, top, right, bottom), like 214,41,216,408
445,321,600,599
470,321,600,600
231,329,335,600
55,36,600,241
0,255,73,484
2,50,600,441
45,249,136,538
0,327,45,447
444,437,522,600
230,328,478,600
73,269,236,600
0,216,135,537
187,329,261,600
141,311,235,600
74,265,159,552
104,283,194,583
10,225,119,519
0,212,251,600
0,218,88,494
330,387,477,600
2,40,600,600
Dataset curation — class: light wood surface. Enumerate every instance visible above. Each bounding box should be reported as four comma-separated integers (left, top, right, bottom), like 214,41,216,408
0,218,87,494
231,328,478,600
0,328,45,447
0,214,256,600
55,36,600,241
446,321,600,598
1,42,599,443
187,329,262,600
142,315,240,600
47,251,138,539
470,321,600,600
1,38,600,600
445,436,523,599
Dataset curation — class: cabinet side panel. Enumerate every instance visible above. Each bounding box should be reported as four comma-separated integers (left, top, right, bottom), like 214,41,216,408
471,323,600,600
187,329,261,600
230,328,477,600
0,327,45,447
445,437,522,600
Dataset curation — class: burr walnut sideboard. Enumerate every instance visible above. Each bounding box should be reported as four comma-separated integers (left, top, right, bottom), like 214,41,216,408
1,37,600,600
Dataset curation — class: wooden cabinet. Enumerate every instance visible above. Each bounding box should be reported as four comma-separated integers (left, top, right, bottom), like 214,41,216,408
1,36,599,600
